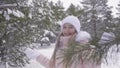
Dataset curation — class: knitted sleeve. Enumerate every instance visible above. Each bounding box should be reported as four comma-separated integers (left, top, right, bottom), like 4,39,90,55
36,54,50,68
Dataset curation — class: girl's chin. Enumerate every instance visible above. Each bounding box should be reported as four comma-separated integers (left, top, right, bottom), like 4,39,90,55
63,33,74,36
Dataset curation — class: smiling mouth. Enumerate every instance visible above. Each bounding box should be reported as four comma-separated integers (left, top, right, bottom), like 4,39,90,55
64,33,73,36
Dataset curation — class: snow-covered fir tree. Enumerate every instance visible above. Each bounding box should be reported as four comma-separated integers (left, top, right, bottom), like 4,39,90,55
0,0,32,67
0,0,66,67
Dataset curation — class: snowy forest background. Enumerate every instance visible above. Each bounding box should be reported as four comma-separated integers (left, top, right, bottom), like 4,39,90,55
0,0,120,68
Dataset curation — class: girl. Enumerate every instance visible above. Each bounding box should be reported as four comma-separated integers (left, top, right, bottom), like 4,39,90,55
25,15,101,68
47,15,101,68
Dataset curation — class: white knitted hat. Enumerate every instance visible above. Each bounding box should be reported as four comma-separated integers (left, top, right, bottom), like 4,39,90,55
61,15,81,33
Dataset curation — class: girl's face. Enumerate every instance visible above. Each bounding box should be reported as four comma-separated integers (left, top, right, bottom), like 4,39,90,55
62,23,76,36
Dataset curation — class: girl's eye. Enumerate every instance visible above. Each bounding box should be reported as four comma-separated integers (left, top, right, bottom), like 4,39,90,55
63,26,67,29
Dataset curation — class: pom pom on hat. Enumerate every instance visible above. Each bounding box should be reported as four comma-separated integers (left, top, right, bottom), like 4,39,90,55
61,15,81,33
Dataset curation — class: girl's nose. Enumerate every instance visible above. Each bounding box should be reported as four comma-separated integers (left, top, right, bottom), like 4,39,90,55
65,28,70,32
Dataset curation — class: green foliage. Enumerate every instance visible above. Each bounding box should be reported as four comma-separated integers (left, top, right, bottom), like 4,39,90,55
0,0,66,67
60,41,93,68
29,0,66,44
0,0,33,67
61,0,120,67
66,4,83,16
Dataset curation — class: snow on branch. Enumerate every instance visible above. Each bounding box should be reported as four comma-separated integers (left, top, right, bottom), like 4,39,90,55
0,3,27,8
0,4,17,8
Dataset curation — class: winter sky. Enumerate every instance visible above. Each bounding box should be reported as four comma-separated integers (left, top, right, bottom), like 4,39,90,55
48,0,119,17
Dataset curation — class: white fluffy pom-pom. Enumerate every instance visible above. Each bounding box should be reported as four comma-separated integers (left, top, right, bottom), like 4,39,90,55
75,31,91,43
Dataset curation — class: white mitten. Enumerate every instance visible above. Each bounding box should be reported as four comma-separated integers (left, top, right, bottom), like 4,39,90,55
24,48,40,59
75,31,91,43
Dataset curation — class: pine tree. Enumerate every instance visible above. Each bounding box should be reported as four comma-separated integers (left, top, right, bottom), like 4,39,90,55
29,0,66,45
80,0,115,50
114,1,120,47
0,0,66,67
49,0,66,34
66,4,83,16
0,0,33,67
